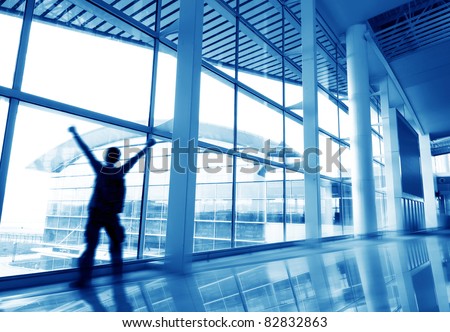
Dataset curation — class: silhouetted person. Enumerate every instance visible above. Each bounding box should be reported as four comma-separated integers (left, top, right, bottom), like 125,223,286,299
68,126,156,288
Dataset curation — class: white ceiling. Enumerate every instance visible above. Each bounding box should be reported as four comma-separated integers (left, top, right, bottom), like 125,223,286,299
317,0,450,141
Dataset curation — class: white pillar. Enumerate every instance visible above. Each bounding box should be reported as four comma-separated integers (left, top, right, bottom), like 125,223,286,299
419,134,439,229
380,78,404,232
164,0,203,273
301,0,321,239
346,24,378,236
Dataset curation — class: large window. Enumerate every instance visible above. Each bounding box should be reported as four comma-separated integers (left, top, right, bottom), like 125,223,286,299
237,89,283,161
153,44,177,131
0,103,146,277
286,171,305,241
143,141,171,257
285,115,304,168
22,0,154,123
199,69,235,148
235,159,284,246
318,90,339,137
194,149,233,252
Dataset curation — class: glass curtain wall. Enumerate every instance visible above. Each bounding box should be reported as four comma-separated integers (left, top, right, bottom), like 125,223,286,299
0,0,156,277
193,0,307,250
0,0,382,279
314,10,354,237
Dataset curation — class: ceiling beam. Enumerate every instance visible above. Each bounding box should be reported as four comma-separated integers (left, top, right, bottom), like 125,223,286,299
207,0,303,79
365,30,424,135
267,0,348,82
69,0,156,44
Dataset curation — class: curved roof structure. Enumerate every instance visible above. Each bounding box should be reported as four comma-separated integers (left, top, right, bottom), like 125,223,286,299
27,125,142,173
28,120,300,173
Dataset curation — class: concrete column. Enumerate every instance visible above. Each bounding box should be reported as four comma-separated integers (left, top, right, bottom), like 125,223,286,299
301,0,321,239
164,0,203,273
346,24,377,236
380,78,404,232
419,134,439,229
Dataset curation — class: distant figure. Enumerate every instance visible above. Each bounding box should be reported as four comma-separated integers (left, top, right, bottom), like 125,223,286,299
68,126,156,288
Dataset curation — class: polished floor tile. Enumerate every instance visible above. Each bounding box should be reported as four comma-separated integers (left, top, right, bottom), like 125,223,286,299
1,232,450,312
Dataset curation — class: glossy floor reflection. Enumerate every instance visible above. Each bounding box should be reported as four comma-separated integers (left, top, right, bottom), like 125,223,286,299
1,231,450,312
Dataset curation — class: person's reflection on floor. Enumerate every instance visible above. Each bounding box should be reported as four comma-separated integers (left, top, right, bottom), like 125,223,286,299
77,288,108,312
76,283,134,312
112,283,133,312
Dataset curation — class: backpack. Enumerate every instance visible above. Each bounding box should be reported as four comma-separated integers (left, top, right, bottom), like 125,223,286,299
94,169,126,214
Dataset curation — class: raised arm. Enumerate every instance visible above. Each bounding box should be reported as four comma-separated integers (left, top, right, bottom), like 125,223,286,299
68,126,102,172
122,137,156,174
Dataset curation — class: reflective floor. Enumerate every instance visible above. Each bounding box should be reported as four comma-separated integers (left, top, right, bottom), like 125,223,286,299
1,231,450,312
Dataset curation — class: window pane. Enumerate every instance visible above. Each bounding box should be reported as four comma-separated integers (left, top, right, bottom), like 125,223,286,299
285,115,304,171
194,149,233,252
341,183,353,234
237,89,283,161
153,44,177,132
0,97,8,157
1,103,146,277
339,107,350,141
0,10,22,88
22,0,154,123
199,70,234,148
235,159,284,246
371,106,380,134
238,29,283,104
144,141,171,257
340,144,352,182
318,90,339,137
373,162,385,191
319,134,341,179
376,192,387,230
337,52,348,107
372,133,382,162
286,171,305,241
316,51,337,98
321,179,343,237
285,80,304,118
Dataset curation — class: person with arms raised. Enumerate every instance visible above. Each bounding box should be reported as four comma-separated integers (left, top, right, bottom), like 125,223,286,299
68,126,156,288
